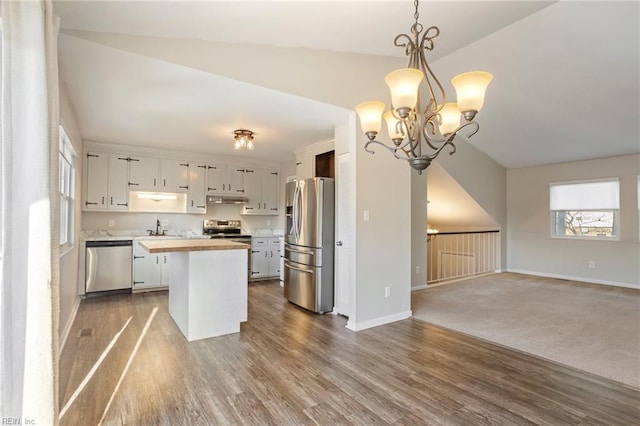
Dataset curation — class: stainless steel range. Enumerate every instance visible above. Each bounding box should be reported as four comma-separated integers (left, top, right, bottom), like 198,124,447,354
203,220,252,277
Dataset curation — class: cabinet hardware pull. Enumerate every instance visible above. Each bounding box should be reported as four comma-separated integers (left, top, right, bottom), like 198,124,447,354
87,153,100,158
237,169,244,172
271,208,277,211
153,178,156,186
117,203,128,206
101,196,105,204
133,255,145,259
110,197,113,205
251,250,260,253
237,190,244,193
223,184,226,191
197,205,205,209
180,163,189,167
191,200,194,207
129,158,140,162
265,252,267,257
208,165,216,169
133,281,145,284
296,162,302,166
179,185,188,189
208,187,215,191
245,207,253,210
117,157,128,161
252,272,259,275
246,170,254,173
197,165,206,169
271,172,278,175
156,257,159,264
163,179,166,186
129,182,138,186
229,184,232,191
85,202,97,206
164,256,167,263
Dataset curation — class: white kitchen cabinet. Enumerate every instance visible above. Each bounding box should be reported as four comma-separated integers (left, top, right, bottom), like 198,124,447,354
187,162,207,213
133,241,165,290
84,152,129,211
250,237,281,280
161,159,189,193
242,167,279,215
295,154,313,179
206,163,245,195
128,156,159,191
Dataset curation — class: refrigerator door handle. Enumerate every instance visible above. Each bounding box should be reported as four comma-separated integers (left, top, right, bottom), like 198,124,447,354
285,246,314,255
292,184,300,240
296,184,303,240
284,260,313,274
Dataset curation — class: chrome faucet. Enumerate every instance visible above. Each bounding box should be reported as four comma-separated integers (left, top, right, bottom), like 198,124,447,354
156,219,161,236
147,219,165,236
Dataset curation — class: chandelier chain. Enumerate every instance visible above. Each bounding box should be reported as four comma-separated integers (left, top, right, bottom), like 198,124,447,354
414,0,419,24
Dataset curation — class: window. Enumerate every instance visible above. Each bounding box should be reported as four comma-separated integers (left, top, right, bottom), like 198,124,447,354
550,179,619,238
59,126,76,247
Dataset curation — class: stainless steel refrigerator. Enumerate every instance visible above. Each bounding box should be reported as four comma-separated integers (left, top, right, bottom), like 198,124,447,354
284,177,335,313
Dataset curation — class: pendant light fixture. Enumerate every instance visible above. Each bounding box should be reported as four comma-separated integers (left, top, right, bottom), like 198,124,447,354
233,129,255,151
355,0,493,173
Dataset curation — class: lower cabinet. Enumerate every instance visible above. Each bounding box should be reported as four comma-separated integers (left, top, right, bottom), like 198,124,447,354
250,237,282,280
133,241,169,290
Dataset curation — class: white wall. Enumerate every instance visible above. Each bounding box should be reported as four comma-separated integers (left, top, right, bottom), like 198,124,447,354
59,87,83,347
507,154,640,288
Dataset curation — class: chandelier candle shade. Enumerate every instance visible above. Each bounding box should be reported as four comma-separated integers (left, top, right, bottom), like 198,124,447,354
233,129,255,151
355,0,493,172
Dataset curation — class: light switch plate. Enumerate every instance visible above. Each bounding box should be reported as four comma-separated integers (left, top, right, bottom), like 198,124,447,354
364,210,370,221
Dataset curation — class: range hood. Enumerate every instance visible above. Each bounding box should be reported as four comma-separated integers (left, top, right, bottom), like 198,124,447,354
206,195,248,204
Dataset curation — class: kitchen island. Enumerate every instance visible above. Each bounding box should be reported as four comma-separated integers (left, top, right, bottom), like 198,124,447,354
139,239,250,341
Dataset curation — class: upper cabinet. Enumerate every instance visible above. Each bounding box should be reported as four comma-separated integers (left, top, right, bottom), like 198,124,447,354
295,139,335,179
128,156,159,191
82,143,279,214
187,162,207,213
242,168,279,215
84,152,128,210
207,163,245,195
161,159,189,193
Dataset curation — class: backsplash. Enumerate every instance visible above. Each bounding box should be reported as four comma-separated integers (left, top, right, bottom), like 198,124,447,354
82,203,283,234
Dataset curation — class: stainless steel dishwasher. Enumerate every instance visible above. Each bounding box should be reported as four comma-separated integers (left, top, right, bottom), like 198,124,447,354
85,240,133,295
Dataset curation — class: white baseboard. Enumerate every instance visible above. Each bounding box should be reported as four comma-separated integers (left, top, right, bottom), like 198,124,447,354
507,269,639,290
59,296,81,352
346,310,412,332
411,284,428,291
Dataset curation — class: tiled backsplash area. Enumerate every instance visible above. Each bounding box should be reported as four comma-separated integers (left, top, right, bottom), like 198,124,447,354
82,203,283,234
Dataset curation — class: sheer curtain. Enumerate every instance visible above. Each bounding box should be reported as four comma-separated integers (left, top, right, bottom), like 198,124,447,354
0,1,60,423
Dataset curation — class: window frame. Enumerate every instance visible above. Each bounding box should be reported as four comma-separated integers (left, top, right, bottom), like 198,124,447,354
549,178,620,241
59,125,76,250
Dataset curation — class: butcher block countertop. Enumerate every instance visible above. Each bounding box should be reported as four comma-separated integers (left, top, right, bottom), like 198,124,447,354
139,239,250,253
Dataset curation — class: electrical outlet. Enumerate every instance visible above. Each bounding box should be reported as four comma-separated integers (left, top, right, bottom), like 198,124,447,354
416,266,420,274
385,286,390,298
364,210,370,221
108,219,115,227
588,260,596,269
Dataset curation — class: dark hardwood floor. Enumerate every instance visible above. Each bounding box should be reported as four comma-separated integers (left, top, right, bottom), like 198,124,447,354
59,281,640,425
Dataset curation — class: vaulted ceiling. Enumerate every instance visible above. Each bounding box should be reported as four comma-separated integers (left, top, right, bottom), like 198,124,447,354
55,1,639,168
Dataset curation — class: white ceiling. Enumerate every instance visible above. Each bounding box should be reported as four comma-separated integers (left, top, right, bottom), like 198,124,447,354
54,1,639,167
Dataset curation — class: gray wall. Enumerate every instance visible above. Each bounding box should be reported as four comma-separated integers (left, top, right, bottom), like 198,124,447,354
411,171,427,289
507,154,640,288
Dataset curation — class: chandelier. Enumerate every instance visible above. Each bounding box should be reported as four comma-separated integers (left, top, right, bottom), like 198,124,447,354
355,0,493,173
233,129,255,150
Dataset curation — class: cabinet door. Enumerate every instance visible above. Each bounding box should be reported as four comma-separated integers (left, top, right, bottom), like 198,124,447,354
128,156,159,191
228,166,246,195
161,159,189,193
268,238,281,276
206,163,226,194
187,163,207,213
242,168,262,213
133,245,162,289
296,154,313,179
160,254,170,287
263,169,279,214
107,154,130,210
84,152,108,209
251,239,269,278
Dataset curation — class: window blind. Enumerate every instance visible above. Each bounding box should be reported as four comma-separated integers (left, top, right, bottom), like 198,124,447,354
550,179,619,211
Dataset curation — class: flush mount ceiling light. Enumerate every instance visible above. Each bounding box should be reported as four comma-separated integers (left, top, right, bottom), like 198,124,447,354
355,0,493,173
233,129,255,151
